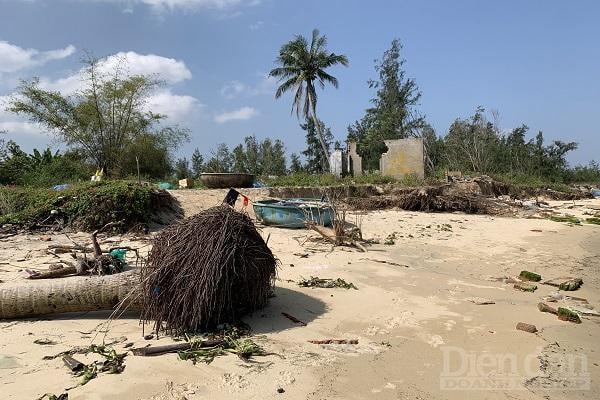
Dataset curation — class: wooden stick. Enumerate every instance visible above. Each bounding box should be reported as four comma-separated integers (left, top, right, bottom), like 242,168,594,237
308,339,359,344
27,265,78,279
91,221,124,257
281,312,307,326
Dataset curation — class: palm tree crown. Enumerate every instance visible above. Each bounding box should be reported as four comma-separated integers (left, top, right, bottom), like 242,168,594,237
269,29,348,171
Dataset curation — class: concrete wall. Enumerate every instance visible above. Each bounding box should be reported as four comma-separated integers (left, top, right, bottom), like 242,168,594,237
379,138,425,179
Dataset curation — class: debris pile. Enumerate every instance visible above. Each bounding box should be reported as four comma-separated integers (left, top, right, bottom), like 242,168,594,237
140,205,278,335
297,276,358,290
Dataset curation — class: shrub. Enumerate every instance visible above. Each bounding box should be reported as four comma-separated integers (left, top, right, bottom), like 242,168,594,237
0,181,173,231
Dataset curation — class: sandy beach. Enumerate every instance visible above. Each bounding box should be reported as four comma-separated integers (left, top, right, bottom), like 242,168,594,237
1,192,599,400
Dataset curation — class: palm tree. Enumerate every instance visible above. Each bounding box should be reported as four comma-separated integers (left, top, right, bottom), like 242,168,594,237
269,29,348,172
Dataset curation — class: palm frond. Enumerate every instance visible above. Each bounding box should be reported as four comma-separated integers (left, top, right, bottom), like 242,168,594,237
316,70,339,88
275,77,299,99
293,83,305,118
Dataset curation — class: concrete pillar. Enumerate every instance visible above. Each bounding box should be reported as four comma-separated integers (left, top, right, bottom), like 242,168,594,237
347,141,363,176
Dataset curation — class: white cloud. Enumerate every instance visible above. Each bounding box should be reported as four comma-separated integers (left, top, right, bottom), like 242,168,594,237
133,0,248,10
0,95,46,136
12,0,260,13
0,52,201,133
144,89,204,122
220,74,276,99
214,106,258,124
249,20,264,30
99,52,192,83
39,51,193,94
0,41,75,74
220,80,248,99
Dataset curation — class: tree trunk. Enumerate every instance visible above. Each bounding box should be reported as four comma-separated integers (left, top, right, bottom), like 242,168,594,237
0,271,140,319
308,91,331,172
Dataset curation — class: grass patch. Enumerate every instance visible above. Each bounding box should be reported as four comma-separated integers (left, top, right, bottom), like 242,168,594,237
585,217,600,225
549,215,581,225
0,180,171,231
262,172,397,187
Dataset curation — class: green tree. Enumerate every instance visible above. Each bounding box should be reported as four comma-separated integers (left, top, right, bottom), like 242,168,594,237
348,39,425,170
191,148,204,177
0,140,91,186
421,123,444,174
174,158,192,180
444,107,500,173
7,54,188,176
289,153,303,173
270,29,348,172
301,119,333,174
205,143,233,173
242,135,261,174
232,144,248,173
120,132,174,179
260,138,286,175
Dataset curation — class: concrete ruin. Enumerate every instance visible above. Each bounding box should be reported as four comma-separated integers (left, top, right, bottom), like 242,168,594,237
329,149,345,178
347,141,363,177
379,138,425,179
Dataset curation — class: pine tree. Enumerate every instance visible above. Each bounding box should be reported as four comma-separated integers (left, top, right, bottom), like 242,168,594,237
301,119,333,174
191,148,204,177
348,39,425,170
289,153,303,173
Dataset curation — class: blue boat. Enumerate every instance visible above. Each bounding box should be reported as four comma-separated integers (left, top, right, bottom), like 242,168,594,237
253,198,335,229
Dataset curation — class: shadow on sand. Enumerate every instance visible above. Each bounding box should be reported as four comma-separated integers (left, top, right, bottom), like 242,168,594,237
245,286,327,335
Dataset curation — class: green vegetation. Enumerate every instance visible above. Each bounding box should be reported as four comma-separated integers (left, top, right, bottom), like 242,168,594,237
348,38,425,171
270,29,348,172
7,53,188,179
2,38,598,188
178,328,265,364
549,215,581,225
519,271,542,282
0,140,90,187
300,118,335,174
263,172,397,187
422,108,600,185
79,344,126,385
557,307,582,323
298,276,358,290
0,181,163,231
586,217,600,225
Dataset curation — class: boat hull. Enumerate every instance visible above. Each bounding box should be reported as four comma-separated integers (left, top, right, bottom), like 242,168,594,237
253,199,334,229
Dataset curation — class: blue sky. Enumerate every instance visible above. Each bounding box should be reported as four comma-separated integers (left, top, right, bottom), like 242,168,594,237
0,0,598,165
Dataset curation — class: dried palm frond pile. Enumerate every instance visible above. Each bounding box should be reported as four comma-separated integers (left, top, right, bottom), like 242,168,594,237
140,206,277,335
346,186,486,214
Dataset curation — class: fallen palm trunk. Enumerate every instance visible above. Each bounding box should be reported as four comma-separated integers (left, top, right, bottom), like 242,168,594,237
131,339,225,356
0,270,140,319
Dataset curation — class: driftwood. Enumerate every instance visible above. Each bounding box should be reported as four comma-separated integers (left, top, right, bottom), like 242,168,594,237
306,223,366,252
308,339,359,344
538,302,558,315
26,263,78,279
131,339,225,356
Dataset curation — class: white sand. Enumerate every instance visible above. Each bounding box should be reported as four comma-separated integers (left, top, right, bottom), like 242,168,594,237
1,194,599,399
